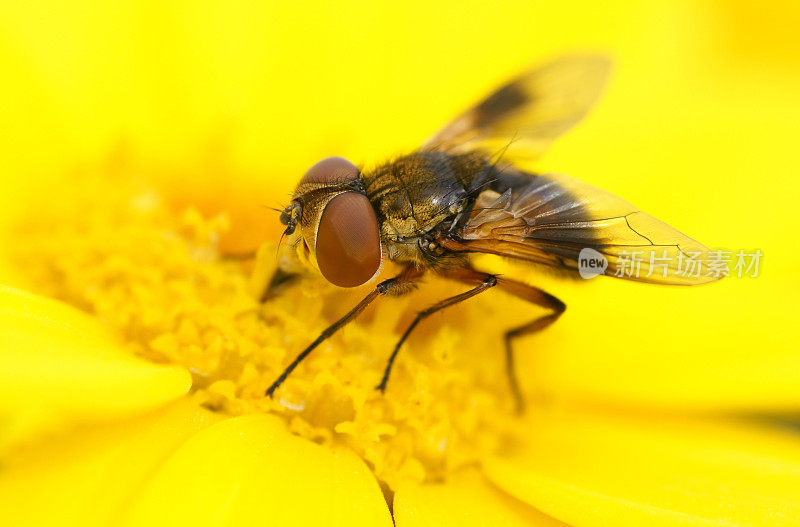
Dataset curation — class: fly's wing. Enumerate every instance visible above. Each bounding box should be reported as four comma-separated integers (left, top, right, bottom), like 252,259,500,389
439,171,721,285
423,55,611,161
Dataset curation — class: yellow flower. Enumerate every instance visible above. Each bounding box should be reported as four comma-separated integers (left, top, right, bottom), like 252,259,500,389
1,1,800,526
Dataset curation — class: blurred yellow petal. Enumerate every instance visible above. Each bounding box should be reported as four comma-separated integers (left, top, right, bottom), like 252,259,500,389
496,277,800,413
0,397,221,527
0,285,191,448
121,413,393,526
394,469,567,527
485,410,800,526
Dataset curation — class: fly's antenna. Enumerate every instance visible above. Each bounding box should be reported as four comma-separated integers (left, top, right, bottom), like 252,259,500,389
260,204,287,259
259,203,288,260
273,201,302,261
276,230,287,261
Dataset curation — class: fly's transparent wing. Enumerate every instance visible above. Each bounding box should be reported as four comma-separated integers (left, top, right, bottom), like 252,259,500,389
440,172,721,285
424,55,611,161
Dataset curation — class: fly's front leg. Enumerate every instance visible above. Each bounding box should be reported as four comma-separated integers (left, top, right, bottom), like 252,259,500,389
447,267,565,414
266,265,422,397
376,270,497,392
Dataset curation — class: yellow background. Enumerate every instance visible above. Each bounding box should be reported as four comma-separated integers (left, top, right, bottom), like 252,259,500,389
1,0,798,411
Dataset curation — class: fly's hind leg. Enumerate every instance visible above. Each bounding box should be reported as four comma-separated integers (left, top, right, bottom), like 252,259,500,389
502,284,565,414
447,268,565,414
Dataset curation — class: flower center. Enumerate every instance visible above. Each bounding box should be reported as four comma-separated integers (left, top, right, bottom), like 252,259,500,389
9,172,516,490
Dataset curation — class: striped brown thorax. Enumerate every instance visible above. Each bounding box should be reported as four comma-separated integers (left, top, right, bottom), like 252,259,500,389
361,151,494,267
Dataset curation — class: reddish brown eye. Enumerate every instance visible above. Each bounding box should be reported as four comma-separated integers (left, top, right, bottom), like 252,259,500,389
316,192,381,287
301,157,359,185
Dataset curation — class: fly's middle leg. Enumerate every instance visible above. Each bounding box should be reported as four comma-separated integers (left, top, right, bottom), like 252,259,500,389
376,273,497,392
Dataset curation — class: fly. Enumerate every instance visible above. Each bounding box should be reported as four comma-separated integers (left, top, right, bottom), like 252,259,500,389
261,54,720,411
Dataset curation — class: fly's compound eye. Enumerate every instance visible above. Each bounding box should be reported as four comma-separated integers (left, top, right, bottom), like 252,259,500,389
316,192,381,287
301,156,359,185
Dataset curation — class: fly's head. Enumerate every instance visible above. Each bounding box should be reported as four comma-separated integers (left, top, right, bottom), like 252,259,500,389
272,157,383,293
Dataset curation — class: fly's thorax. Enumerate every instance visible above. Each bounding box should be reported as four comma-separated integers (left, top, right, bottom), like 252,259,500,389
362,151,492,264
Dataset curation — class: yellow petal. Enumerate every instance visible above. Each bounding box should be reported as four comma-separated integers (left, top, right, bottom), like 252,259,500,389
0,285,191,448
485,410,800,526
120,413,393,527
502,276,800,413
394,469,568,527
0,397,222,527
